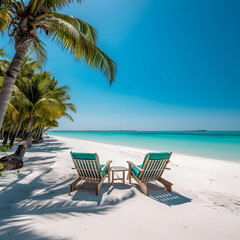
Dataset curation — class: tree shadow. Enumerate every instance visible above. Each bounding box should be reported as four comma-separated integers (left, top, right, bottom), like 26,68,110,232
27,142,71,153
0,137,135,240
70,181,134,205
3,137,71,155
0,168,135,239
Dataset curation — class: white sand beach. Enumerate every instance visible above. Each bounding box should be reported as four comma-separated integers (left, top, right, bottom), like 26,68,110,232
0,135,240,240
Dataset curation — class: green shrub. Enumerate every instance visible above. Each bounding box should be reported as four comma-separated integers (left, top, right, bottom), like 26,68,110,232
0,144,11,153
0,163,4,176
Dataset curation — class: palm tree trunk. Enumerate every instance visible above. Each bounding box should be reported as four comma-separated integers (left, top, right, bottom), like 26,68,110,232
0,38,32,130
37,124,44,139
3,126,13,145
10,113,23,147
0,129,5,139
32,127,39,139
25,115,34,135
0,133,32,170
35,125,42,139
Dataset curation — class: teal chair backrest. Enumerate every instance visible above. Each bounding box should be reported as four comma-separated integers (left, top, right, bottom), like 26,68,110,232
141,152,171,168
71,152,102,179
140,152,171,180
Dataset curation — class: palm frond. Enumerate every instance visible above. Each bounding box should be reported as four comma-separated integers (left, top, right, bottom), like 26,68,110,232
44,0,82,11
0,59,11,76
44,119,59,128
84,44,117,85
29,37,48,64
42,17,117,84
64,102,76,113
13,0,23,13
0,8,11,34
30,0,38,14
52,13,97,43
61,112,74,121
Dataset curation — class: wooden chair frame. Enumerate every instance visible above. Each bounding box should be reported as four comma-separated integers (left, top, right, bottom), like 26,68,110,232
70,151,112,195
127,152,172,195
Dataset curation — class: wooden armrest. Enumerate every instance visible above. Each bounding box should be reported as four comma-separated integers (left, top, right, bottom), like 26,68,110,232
127,161,144,172
100,160,112,172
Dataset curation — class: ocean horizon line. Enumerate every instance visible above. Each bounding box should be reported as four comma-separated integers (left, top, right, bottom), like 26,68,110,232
48,130,240,161
49,130,240,132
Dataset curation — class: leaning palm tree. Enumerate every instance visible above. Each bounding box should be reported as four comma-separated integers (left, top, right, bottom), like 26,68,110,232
0,69,76,170
0,0,117,130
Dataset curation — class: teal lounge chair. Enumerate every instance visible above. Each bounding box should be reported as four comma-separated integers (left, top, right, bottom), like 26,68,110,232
127,152,172,195
70,152,112,195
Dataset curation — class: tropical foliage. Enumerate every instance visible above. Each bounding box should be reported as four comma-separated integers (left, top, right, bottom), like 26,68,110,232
0,47,7,58
0,0,117,130
0,56,76,147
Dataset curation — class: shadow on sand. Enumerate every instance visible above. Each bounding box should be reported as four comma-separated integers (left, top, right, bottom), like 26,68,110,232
0,137,135,240
132,182,192,206
0,137,191,239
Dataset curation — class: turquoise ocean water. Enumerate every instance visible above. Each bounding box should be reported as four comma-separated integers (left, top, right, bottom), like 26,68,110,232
48,131,240,162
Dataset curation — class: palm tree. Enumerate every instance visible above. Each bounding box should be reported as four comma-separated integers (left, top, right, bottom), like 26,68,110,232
0,56,42,144
0,69,76,169
29,75,76,141
0,57,76,146
16,71,76,134
0,0,117,130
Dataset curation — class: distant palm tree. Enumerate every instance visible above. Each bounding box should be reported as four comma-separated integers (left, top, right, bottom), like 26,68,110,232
0,0,117,130
0,56,43,144
17,71,76,133
28,74,76,140
1,65,76,146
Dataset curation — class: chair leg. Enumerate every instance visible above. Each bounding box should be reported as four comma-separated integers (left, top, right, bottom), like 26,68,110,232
132,174,148,195
128,164,131,184
96,176,106,195
69,177,81,192
108,167,110,183
137,180,148,195
158,177,173,192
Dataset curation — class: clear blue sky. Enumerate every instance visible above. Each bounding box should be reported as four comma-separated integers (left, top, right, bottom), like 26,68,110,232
1,0,240,130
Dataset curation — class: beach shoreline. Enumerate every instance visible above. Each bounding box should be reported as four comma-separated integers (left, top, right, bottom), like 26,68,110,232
0,135,240,240
48,133,240,165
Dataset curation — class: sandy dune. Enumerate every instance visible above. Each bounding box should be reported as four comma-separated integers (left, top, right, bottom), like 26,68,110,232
0,135,240,240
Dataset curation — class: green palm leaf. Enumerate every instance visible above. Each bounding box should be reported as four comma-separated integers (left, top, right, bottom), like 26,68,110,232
0,0,117,131
42,17,117,84
29,37,48,64
52,13,98,43
43,0,82,11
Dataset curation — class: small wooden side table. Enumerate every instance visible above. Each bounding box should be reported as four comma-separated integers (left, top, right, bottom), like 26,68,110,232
110,166,128,186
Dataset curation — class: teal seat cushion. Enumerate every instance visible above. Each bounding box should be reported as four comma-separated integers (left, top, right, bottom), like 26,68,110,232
148,152,170,160
100,164,108,177
71,152,97,160
141,152,171,167
131,165,142,178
